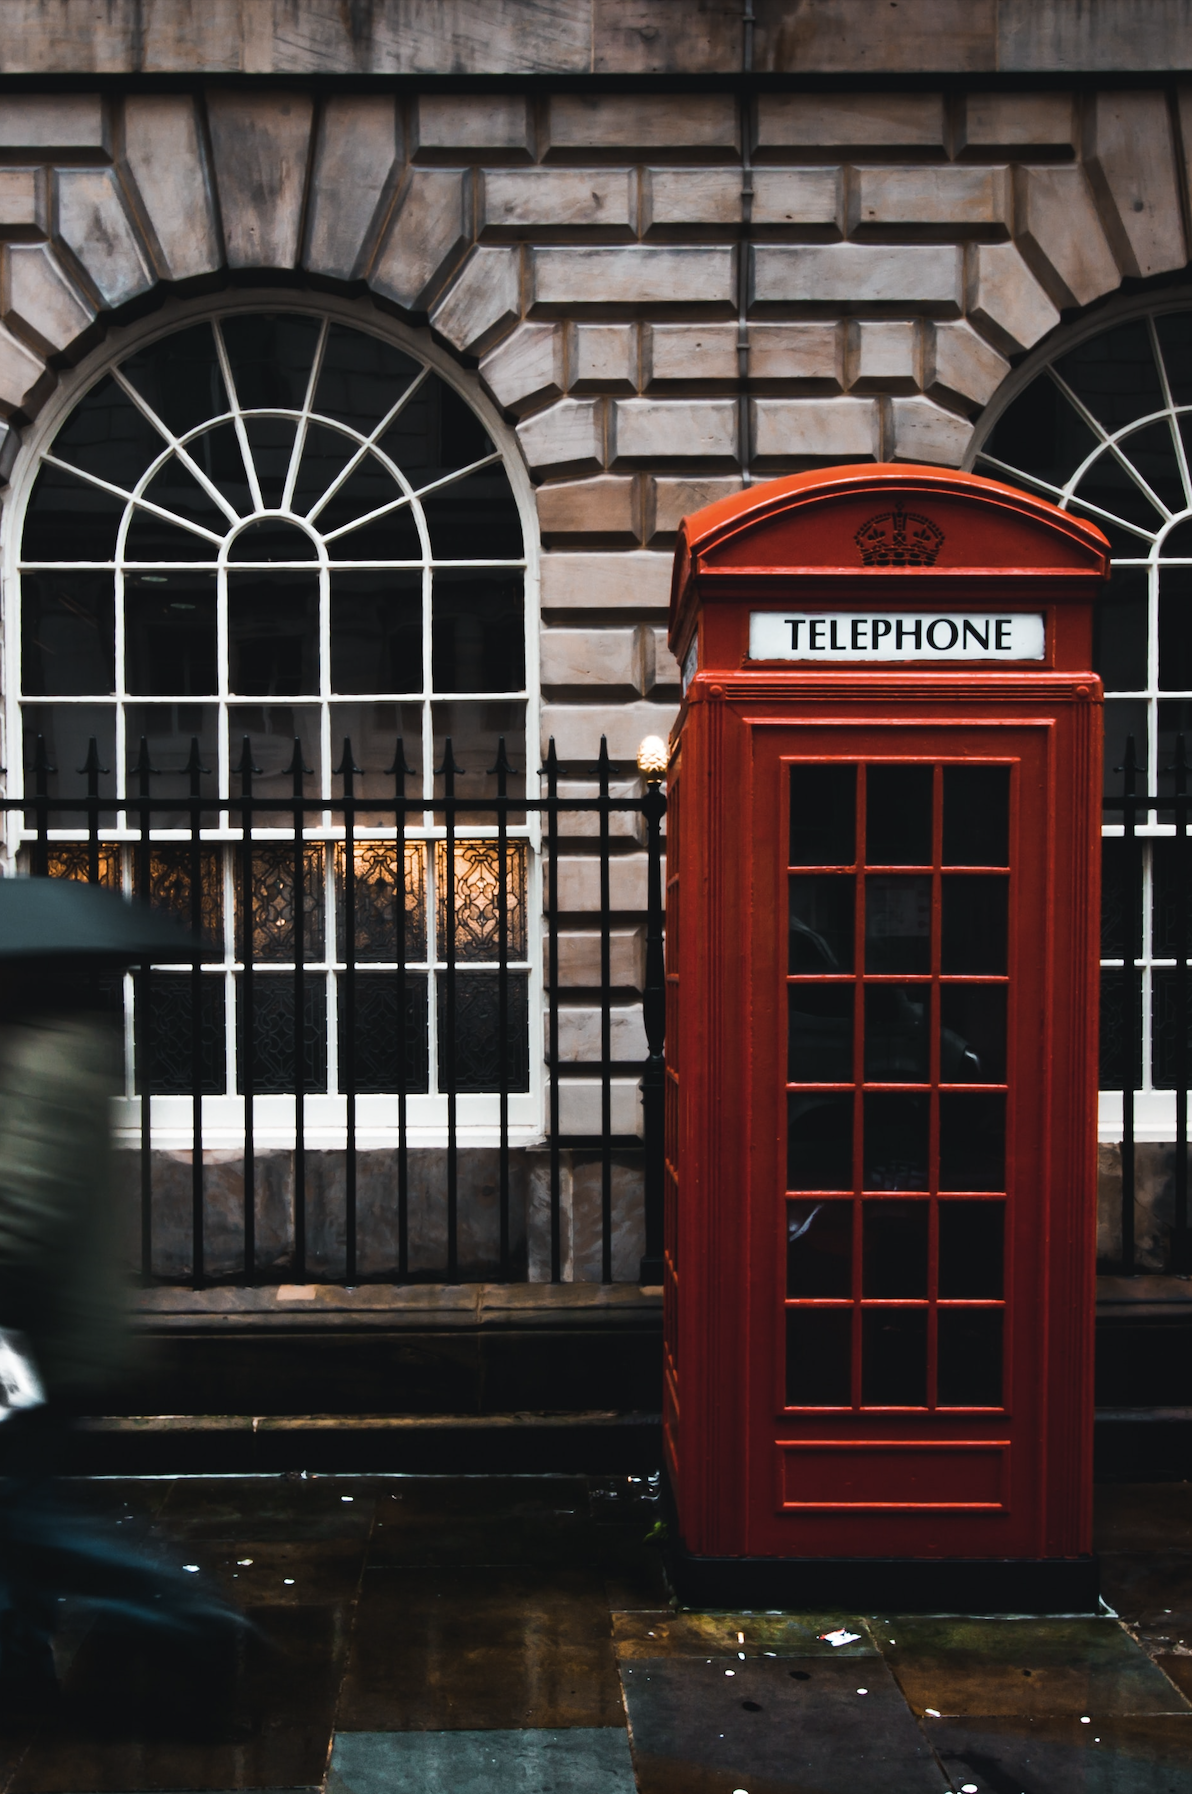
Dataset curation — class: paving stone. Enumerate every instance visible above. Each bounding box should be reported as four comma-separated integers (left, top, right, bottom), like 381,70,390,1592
533,245,736,310
3,242,95,357
152,1475,378,1541
1095,1482,1192,1552
889,395,972,467
54,166,154,309
965,241,1061,356
1098,1551,1192,1648
959,91,1077,156
750,321,843,385
643,168,741,231
612,397,737,464
927,1713,1192,1793
483,169,636,235
481,321,565,413
614,1611,879,1658
415,93,533,159
330,1728,637,1794
0,93,105,152
1087,89,1188,280
123,94,221,282
756,92,946,152
518,397,605,474
540,550,673,616
1013,164,1122,308
570,323,638,392
847,319,920,392
206,90,314,271
925,319,1010,412
431,244,522,355
304,94,400,281
649,475,743,540
851,166,1009,236
538,474,640,541
0,167,42,232
646,323,737,386
620,1654,947,1794
542,624,645,691
0,316,48,413
751,242,962,310
370,167,471,313
751,395,878,464
547,93,738,155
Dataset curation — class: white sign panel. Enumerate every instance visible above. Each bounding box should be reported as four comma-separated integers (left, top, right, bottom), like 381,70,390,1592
748,610,1046,663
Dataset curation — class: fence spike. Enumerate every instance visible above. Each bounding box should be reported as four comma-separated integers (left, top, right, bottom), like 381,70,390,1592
134,736,156,782
543,737,558,779
78,736,109,778
387,738,414,780
335,737,362,786
435,736,461,779
236,735,261,786
488,735,515,780
287,736,310,783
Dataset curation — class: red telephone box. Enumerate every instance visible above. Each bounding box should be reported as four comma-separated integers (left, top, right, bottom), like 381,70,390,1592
663,464,1108,1612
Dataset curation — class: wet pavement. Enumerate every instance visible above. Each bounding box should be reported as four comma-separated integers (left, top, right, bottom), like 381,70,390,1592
0,1472,1189,1792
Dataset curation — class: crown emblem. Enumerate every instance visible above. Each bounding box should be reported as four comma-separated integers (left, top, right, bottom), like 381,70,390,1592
854,508,944,567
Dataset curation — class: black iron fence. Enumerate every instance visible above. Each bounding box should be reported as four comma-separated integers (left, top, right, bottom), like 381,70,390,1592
6,733,666,1290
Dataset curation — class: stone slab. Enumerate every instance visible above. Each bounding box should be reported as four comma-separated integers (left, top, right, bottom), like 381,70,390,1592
540,551,672,616
330,1728,637,1793
751,242,962,311
123,94,221,283
547,93,738,156
755,91,946,152
483,169,636,236
415,94,534,158
533,245,735,310
206,89,314,271
304,94,400,282
538,474,640,542
54,165,154,308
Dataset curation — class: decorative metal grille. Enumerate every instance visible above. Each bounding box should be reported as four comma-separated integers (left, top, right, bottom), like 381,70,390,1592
436,970,530,1092
238,975,327,1094
335,841,426,960
435,840,527,962
137,972,227,1094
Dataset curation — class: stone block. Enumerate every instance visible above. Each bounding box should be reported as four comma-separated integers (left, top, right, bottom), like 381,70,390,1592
547,94,738,156
415,94,533,159
611,397,737,464
545,702,678,769
482,169,635,236
592,0,741,76
517,398,604,475
554,777,647,843
1096,1141,1176,1272
850,166,1009,237
430,245,522,355
925,319,1010,412
958,92,1076,157
845,320,920,393
554,851,650,912
480,322,564,414
1012,165,1121,309
0,95,106,153
752,168,842,230
1087,90,1187,281
122,95,220,283
537,475,639,543
756,93,945,153
645,323,737,386
557,1003,648,1063
541,625,645,693
0,320,47,415
889,396,972,467
569,323,637,392
540,550,673,616
54,168,154,309
0,170,43,236
750,396,878,464
554,1080,643,1138
651,627,682,691
370,167,472,312
304,94,400,281
965,242,1060,357
643,168,740,231
563,1151,646,1282
3,243,95,357
533,245,735,310
206,90,314,270
648,475,743,541
552,928,644,989
749,322,843,386
751,243,962,312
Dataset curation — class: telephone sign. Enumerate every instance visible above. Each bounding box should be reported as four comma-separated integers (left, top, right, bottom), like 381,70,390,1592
662,464,1108,1612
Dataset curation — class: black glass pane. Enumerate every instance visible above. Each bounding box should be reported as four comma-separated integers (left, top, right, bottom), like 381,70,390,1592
436,970,529,1092
789,876,854,973
787,1200,852,1297
141,456,228,536
1153,839,1192,957
941,877,1007,974
862,1308,926,1406
121,323,227,439
1160,564,1192,690
943,767,1010,865
432,572,524,692
292,423,357,517
331,571,423,694
1056,321,1164,435
231,706,322,801
1068,504,1156,561
863,1199,927,1296
1095,565,1148,692
220,313,321,411
938,1201,1004,1298
1120,419,1186,517
21,704,116,825
185,422,254,518
22,465,125,562
51,374,166,490
123,706,220,821
21,571,114,695
236,975,327,1094
136,972,226,1095
939,1093,1005,1190
1155,311,1192,407
787,1093,853,1191
1072,451,1164,537
940,985,1005,1083
789,764,856,866
422,465,524,561
315,454,406,537
1151,969,1192,1089
229,520,318,562
1099,968,1141,1089
337,972,429,1094
1105,701,1147,802
124,511,218,562
789,984,853,1082
786,1307,851,1406
863,1092,928,1191
243,416,298,510
865,764,933,865
314,325,422,435
864,984,929,1082
329,702,425,809
865,875,931,973
1102,837,1126,959
937,1309,1003,1406
229,573,320,696
1165,513,1192,559
981,374,1098,492
327,504,423,563
125,572,217,696
379,375,493,482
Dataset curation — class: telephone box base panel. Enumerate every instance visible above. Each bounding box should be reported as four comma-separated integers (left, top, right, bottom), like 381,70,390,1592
666,1547,1099,1616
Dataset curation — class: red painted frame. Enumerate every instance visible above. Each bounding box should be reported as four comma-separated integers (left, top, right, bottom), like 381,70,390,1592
665,465,1108,1565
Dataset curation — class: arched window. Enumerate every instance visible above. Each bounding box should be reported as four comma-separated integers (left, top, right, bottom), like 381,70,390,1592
5,305,536,1129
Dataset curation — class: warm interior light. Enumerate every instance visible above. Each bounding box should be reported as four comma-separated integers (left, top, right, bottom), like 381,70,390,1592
637,735,669,777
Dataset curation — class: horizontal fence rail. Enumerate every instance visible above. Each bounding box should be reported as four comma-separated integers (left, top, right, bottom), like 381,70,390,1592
2,733,667,1291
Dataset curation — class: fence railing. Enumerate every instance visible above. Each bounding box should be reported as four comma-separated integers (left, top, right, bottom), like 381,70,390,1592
4,733,666,1291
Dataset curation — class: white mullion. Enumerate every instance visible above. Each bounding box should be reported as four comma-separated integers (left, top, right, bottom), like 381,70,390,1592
281,321,328,515
303,366,430,525
1149,556,1161,823
1149,318,1192,513
1141,842,1155,1090
109,370,242,527
320,453,501,546
212,322,264,514
1107,439,1175,523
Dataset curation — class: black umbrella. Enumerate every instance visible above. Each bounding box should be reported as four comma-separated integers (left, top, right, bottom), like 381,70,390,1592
0,877,205,962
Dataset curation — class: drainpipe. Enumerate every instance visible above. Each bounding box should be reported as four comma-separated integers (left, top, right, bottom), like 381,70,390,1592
737,0,755,486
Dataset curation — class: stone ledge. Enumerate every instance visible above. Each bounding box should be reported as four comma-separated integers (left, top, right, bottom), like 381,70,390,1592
77,1408,660,1433
1096,1274,1192,1320
131,1280,664,1332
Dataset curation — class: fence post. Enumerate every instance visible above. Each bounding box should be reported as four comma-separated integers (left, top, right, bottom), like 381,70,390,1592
134,737,154,1283
1175,734,1189,1274
338,738,361,1285
1121,734,1140,1275
639,747,667,1285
